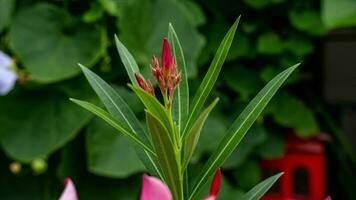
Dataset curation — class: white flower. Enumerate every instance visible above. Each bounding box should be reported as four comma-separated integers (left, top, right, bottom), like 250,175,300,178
0,51,13,69
0,51,17,95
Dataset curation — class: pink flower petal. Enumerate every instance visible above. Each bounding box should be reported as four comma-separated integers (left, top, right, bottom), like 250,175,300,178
325,196,332,200
140,174,172,200
59,178,78,200
203,195,216,200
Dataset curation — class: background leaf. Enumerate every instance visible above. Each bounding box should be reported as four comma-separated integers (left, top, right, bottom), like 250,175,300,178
117,0,205,77
8,3,105,83
0,0,15,33
257,32,284,55
0,90,92,162
269,92,319,137
86,118,145,178
322,0,356,29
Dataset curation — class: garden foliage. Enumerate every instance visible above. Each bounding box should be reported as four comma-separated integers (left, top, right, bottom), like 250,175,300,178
0,0,328,199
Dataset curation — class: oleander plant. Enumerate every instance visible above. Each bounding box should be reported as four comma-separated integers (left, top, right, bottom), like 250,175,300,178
1,0,355,199
69,18,298,200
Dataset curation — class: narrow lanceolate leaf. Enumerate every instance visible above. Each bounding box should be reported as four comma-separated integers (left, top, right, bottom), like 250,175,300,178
79,65,161,178
146,111,182,200
115,35,140,86
70,98,155,156
182,98,219,171
182,16,241,140
129,85,175,142
189,64,299,200
240,173,283,200
168,24,189,134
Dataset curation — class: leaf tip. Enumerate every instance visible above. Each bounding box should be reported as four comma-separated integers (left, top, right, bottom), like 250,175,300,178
233,15,241,27
78,63,87,72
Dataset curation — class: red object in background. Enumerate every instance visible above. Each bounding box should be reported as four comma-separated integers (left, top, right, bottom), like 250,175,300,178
261,133,327,200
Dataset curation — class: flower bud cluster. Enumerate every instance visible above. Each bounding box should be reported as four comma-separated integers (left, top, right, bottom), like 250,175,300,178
135,37,181,104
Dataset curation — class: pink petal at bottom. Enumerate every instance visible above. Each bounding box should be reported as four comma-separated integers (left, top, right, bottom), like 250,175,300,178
59,178,78,200
325,196,332,200
140,175,172,200
203,195,216,200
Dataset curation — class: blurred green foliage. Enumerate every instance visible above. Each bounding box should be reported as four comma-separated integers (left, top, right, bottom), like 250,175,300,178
0,0,332,199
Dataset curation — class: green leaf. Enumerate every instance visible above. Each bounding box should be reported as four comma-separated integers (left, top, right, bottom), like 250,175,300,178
129,85,174,140
322,0,356,29
257,32,284,55
70,98,155,155
146,111,182,200
183,98,219,170
288,9,326,36
0,91,92,163
168,24,189,134
189,64,299,200
182,16,240,140
191,116,227,163
284,35,314,57
240,173,283,200
181,1,206,27
269,92,319,137
117,0,205,77
8,3,105,83
79,65,162,176
115,35,141,86
0,0,15,33
86,118,145,178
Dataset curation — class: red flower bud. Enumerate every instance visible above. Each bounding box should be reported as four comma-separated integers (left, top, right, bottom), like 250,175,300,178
161,37,175,72
135,73,146,89
209,168,221,197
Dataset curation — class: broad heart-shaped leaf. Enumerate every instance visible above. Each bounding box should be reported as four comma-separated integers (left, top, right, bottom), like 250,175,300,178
78,65,161,178
70,99,154,155
117,0,205,77
146,111,182,200
188,64,299,200
115,35,140,87
182,98,219,171
0,0,15,33
168,24,189,135
182,16,240,140
86,118,145,178
240,173,283,200
268,92,319,137
8,3,105,83
0,91,92,163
